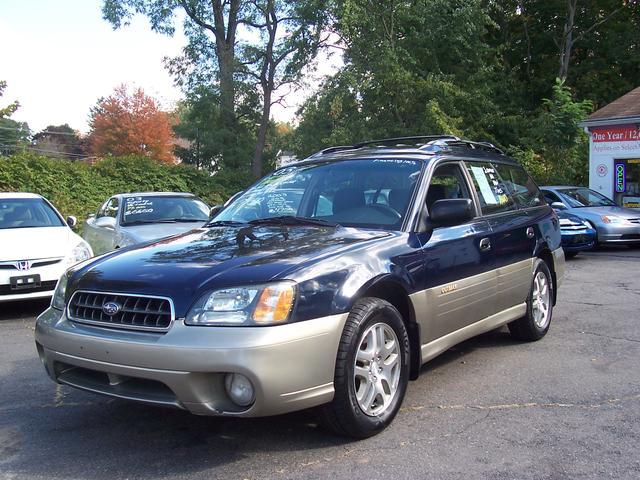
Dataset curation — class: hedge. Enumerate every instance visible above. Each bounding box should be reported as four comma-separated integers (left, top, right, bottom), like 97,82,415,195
0,153,232,225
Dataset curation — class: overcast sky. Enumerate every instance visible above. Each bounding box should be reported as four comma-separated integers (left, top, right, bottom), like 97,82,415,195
0,0,341,134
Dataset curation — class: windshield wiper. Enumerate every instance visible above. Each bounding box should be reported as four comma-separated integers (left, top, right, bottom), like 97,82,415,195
206,220,249,227
248,216,339,227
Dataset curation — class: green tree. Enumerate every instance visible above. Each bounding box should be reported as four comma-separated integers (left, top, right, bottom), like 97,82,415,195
0,80,19,119
103,0,330,179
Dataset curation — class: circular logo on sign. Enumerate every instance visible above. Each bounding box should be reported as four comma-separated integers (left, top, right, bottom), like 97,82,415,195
102,302,121,316
596,164,608,177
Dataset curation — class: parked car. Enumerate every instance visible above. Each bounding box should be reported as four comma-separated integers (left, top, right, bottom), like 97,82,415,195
82,192,211,254
36,136,564,438
0,193,92,302
541,186,640,247
556,211,596,258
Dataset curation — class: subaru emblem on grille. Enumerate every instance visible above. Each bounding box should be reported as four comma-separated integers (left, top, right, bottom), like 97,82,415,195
14,261,32,271
102,302,121,316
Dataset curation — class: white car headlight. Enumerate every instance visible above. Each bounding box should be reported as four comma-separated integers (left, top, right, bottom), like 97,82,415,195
185,281,296,326
51,271,70,310
67,241,93,266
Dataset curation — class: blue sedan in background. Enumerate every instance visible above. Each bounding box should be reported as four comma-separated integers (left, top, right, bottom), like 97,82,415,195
556,211,596,258
541,186,640,248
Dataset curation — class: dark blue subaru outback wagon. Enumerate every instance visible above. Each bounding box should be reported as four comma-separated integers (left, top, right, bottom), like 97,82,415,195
36,135,564,438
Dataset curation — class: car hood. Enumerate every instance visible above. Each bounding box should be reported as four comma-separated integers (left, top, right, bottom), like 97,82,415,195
0,226,76,261
567,205,640,219
72,224,390,315
122,222,207,243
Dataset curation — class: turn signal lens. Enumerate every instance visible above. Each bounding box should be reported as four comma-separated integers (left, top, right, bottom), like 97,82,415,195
252,283,295,324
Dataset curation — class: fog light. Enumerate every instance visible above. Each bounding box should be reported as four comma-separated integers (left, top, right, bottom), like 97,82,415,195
224,373,255,407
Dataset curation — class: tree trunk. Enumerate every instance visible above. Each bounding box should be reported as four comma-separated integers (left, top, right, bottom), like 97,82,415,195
252,86,272,178
558,0,577,81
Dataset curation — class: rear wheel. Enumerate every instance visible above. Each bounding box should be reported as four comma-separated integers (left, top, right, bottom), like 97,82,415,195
508,259,553,341
319,298,410,438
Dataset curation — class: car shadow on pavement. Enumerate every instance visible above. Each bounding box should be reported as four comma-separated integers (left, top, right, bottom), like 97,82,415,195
419,327,521,375
0,299,50,321
2,372,351,479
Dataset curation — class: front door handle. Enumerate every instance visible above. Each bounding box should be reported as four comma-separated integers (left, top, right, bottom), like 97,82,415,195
479,237,491,252
526,226,535,239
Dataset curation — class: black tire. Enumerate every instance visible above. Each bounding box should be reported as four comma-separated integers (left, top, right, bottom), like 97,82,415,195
565,251,578,258
508,258,553,341
318,297,410,438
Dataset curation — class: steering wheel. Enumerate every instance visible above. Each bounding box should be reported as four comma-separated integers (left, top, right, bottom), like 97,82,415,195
366,203,402,220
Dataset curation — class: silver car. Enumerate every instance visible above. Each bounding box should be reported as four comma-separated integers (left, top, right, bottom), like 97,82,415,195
83,192,211,254
541,186,640,246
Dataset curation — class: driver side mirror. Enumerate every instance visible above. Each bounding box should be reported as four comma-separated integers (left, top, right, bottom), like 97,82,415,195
550,202,567,211
66,216,77,227
430,199,474,226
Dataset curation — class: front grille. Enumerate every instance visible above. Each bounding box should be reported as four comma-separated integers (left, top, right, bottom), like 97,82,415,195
628,218,640,224
67,291,174,332
0,280,57,296
0,257,64,270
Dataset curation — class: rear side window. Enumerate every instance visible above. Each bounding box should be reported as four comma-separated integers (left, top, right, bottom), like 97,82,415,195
492,163,544,209
465,162,517,215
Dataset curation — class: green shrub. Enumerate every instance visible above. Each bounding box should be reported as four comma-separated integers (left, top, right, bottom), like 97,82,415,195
0,153,232,225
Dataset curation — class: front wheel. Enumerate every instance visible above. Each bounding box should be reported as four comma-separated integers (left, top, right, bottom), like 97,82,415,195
508,259,553,341
319,298,410,438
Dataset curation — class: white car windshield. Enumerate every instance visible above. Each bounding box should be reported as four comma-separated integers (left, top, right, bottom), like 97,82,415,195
0,198,64,229
213,158,423,229
559,188,616,208
121,196,210,225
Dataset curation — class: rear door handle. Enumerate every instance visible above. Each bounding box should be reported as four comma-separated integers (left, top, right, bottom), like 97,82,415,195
479,237,491,252
526,227,535,239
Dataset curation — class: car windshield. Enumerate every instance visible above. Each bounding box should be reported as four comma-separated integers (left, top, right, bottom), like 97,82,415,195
0,198,64,229
213,158,423,229
121,196,210,225
558,187,616,208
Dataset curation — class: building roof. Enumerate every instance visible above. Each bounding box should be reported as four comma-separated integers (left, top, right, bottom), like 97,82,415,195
581,86,640,127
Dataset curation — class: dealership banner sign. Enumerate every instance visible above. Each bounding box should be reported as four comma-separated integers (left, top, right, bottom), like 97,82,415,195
592,125,640,143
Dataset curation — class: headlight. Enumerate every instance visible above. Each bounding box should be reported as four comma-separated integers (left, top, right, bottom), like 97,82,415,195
67,241,93,266
51,271,70,310
185,281,296,326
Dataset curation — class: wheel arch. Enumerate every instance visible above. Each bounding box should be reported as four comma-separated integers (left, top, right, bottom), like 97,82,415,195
351,276,422,380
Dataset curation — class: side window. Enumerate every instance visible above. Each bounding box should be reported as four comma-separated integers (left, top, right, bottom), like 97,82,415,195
102,197,118,218
427,163,471,212
492,163,544,209
465,161,517,215
96,200,109,218
542,190,561,205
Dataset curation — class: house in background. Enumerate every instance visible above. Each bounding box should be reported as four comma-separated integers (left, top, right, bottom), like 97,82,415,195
581,86,640,208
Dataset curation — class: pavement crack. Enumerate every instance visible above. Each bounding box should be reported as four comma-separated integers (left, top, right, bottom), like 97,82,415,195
401,394,640,413
579,330,640,344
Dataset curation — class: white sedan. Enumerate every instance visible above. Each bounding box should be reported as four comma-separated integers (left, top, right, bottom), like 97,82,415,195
0,193,93,302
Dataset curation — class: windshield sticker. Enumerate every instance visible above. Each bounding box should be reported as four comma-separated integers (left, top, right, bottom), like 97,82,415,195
266,192,297,214
124,197,154,216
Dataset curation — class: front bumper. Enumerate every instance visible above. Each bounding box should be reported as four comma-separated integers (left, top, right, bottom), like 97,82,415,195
35,308,347,416
560,229,596,252
0,262,66,302
598,223,640,244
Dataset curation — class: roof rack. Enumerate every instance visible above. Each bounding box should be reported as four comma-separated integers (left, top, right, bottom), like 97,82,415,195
308,134,504,158
308,135,460,157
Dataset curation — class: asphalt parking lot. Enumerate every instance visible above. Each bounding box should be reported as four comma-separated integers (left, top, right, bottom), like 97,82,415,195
1,248,640,480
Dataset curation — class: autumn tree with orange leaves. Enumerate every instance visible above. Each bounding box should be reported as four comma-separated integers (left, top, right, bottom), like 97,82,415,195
89,85,175,163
